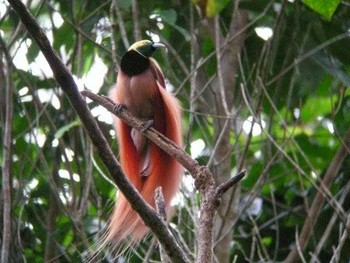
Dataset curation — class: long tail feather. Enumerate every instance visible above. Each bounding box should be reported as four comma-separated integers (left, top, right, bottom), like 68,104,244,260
104,83,182,246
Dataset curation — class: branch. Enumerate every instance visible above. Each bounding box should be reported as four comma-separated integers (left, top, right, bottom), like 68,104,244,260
155,187,171,263
81,91,202,178
131,0,141,41
112,0,129,49
44,149,60,262
216,170,247,198
8,2,247,262
82,91,247,263
7,1,189,262
0,37,14,263
285,130,350,263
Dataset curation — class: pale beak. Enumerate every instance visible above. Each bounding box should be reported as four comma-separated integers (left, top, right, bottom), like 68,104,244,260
152,42,166,49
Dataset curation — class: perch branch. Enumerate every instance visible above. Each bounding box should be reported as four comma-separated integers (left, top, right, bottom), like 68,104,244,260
82,90,247,263
8,1,246,261
82,91,202,177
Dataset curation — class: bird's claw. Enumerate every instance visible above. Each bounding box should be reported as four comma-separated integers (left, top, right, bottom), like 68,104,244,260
101,95,126,115
141,119,154,133
113,103,126,114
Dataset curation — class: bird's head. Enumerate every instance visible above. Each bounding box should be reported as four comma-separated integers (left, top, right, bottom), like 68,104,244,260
120,40,165,76
128,40,165,58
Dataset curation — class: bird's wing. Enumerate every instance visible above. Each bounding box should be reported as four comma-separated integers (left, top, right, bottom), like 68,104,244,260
130,128,151,178
149,58,166,89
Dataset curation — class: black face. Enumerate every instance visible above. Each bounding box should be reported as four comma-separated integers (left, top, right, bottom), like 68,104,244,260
120,50,150,76
120,40,165,76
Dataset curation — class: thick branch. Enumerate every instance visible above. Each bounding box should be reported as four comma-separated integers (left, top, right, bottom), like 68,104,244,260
82,91,202,177
82,90,246,263
8,2,247,262
0,35,14,263
7,1,189,262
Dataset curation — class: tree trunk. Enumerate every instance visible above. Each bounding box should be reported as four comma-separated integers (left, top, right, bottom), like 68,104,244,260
205,10,248,263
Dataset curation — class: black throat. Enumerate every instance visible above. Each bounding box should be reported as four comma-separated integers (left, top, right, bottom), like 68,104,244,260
120,50,150,76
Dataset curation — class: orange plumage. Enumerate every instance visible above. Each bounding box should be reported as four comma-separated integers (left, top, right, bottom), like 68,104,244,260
106,40,182,244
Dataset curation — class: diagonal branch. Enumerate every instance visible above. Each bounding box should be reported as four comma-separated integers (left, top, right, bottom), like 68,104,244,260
82,91,247,263
285,130,350,263
81,91,201,177
8,1,246,262
7,1,189,262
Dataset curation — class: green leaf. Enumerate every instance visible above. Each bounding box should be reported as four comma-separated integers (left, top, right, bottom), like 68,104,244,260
153,9,191,41
300,96,335,122
156,9,177,25
54,119,81,139
302,0,340,21
206,0,231,17
192,0,230,17
313,52,350,86
26,42,40,63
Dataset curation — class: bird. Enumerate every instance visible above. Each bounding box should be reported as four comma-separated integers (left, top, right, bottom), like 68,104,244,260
105,40,183,246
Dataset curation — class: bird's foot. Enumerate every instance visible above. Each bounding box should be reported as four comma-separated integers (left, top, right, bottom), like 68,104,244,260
141,119,154,133
113,103,126,115
101,96,126,115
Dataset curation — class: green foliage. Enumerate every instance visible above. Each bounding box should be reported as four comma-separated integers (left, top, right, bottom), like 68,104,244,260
1,0,350,262
192,0,231,17
302,0,341,21
54,119,82,139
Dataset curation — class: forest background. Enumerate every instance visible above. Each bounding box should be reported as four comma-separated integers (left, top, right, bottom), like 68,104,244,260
1,0,350,262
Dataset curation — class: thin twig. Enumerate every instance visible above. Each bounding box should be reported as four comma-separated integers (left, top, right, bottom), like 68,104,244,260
155,187,167,222
131,0,141,41
216,170,246,198
113,0,129,49
44,149,60,261
267,31,350,86
155,187,171,263
214,15,230,116
329,215,350,263
313,177,350,259
285,130,350,262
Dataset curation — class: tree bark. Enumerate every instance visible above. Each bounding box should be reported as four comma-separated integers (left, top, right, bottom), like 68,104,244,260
206,10,248,263
0,37,14,263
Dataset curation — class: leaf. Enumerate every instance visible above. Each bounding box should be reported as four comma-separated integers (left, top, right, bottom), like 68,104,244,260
206,0,231,17
54,119,81,139
300,96,336,122
156,9,177,25
302,0,340,21
153,9,191,41
192,0,230,17
26,42,40,63
313,52,350,86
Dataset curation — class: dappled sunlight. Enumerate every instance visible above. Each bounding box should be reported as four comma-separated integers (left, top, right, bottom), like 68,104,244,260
242,116,266,136
2,0,349,262
255,27,273,41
